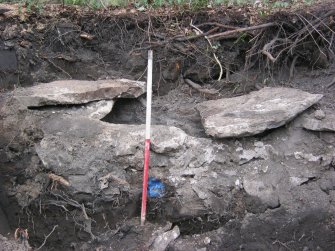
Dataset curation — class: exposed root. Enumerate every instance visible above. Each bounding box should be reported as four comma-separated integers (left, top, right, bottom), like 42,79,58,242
125,8,335,84
327,76,335,89
261,36,289,63
80,32,94,40
184,78,219,95
174,26,219,42
289,55,299,81
196,22,239,30
272,240,293,251
190,20,223,81
207,22,276,40
48,173,70,189
44,191,97,240
79,203,96,240
45,59,72,79
36,225,58,251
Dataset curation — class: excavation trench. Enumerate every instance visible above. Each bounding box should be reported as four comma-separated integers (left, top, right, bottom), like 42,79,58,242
1,3,335,251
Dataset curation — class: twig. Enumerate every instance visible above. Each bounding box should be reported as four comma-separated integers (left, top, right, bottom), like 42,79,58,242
329,32,334,51
272,240,292,251
289,55,299,81
309,12,335,35
137,66,148,81
56,28,65,46
296,13,332,46
207,22,276,40
190,20,223,81
289,11,335,53
298,233,305,241
196,22,239,30
295,14,324,55
184,78,218,95
130,22,226,53
327,76,335,89
226,63,230,82
131,27,219,53
261,36,289,63
36,225,58,250
46,201,69,212
148,15,152,43
81,203,89,220
262,38,278,62
174,27,219,42
48,191,85,210
46,59,72,79
80,203,96,240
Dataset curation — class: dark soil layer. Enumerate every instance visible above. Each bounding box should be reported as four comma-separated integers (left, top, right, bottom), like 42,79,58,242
1,2,335,251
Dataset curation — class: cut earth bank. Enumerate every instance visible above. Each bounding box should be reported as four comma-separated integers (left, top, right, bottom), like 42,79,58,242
1,76,335,251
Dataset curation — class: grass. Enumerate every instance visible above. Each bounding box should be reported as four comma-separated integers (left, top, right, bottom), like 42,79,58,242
1,0,315,11
61,0,217,8
5,0,253,8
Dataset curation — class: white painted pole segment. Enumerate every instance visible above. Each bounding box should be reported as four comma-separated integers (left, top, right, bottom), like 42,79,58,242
145,50,153,140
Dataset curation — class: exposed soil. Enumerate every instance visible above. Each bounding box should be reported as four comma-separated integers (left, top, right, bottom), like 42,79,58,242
1,2,335,251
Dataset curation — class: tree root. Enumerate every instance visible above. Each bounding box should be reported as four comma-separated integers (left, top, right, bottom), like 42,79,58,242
190,20,223,81
327,76,335,89
184,78,219,95
44,191,96,240
289,55,299,81
207,22,276,40
48,173,70,189
36,225,58,250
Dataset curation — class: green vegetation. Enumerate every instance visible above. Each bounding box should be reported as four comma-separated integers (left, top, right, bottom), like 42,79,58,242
2,0,315,11
62,0,234,8
0,0,251,8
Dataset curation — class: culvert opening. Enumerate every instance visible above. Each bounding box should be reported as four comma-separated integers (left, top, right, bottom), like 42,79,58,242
101,98,145,124
27,103,87,110
146,197,231,235
146,205,230,236
173,214,230,235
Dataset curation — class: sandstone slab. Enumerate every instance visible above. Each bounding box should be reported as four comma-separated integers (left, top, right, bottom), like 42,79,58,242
13,78,145,107
196,87,322,138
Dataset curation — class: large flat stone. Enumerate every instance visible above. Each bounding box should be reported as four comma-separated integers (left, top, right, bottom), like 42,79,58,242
13,79,145,107
35,117,191,193
196,87,323,138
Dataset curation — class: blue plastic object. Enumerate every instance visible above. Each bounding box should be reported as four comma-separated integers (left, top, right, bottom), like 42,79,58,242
148,177,165,198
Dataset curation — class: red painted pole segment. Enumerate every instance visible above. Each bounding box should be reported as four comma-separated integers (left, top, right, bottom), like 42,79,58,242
141,50,153,226
141,138,151,225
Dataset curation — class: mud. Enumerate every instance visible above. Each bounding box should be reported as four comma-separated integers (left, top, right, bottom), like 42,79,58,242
1,2,335,251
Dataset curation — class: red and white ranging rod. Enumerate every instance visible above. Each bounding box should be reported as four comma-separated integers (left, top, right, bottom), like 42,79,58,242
141,50,153,226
